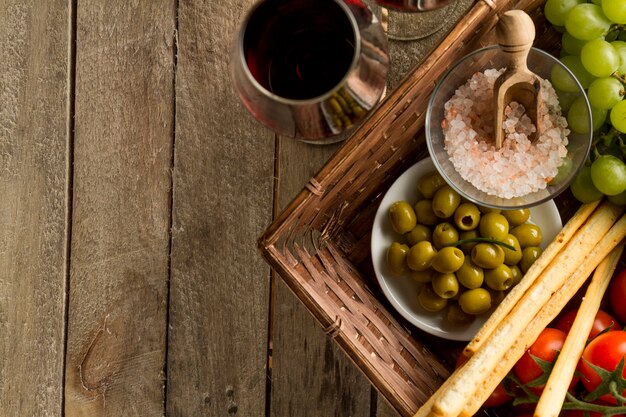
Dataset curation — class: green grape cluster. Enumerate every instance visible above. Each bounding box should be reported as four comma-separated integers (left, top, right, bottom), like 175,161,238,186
545,0,626,205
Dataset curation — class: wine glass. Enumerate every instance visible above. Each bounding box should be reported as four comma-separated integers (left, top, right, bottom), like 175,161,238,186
376,0,460,41
231,0,390,144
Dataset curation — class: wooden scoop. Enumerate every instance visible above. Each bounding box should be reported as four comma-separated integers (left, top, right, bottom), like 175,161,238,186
493,10,541,149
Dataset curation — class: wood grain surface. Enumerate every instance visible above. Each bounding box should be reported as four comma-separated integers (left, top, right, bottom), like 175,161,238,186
64,1,175,415
0,1,69,415
0,1,479,416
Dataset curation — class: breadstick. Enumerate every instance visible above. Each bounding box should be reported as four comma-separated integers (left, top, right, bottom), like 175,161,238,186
534,243,625,417
431,202,623,417
461,213,626,417
464,201,601,357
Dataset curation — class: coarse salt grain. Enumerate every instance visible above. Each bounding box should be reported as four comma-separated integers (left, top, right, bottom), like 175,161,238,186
442,68,569,199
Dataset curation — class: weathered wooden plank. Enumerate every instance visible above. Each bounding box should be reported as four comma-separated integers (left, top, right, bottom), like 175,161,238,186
0,1,70,415
166,1,275,416
64,1,175,415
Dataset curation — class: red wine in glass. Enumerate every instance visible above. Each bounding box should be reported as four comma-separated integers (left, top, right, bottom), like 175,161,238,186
232,0,389,143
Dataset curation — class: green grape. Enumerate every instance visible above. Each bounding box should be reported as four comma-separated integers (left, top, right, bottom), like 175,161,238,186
591,0,602,4
551,55,595,92
568,96,605,133
608,189,626,205
545,0,585,26
571,165,605,202
590,154,626,195
581,39,620,77
587,77,624,109
609,99,626,132
562,31,587,55
602,0,626,24
556,88,581,112
549,157,574,185
611,40,626,73
565,3,612,40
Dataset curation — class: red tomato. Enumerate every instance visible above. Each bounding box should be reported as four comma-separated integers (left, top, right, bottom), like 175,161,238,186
555,309,620,340
578,330,626,404
563,407,625,417
610,269,626,323
456,353,512,407
513,328,577,393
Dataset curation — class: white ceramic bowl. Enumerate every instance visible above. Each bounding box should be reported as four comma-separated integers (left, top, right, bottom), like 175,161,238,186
371,157,562,341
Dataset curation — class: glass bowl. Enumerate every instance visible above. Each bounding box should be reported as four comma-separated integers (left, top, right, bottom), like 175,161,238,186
425,45,592,209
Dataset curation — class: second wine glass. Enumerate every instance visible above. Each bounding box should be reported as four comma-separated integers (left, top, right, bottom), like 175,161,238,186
376,0,460,41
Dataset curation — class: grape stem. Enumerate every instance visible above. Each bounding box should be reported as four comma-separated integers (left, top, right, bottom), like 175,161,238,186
612,72,626,85
445,237,516,251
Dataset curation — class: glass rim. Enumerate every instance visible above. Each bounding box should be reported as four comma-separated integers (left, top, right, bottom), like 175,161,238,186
235,0,363,106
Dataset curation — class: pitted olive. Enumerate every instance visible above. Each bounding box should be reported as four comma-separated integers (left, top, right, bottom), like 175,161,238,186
520,246,542,273
459,288,491,315
409,269,434,283
502,208,531,226
454,203,481,231
432,185,461,218
386,242,410,275
389,201,417,234
418,284,448,312
511,224,543,248
432,273,460,299
478,212,509,241
432,246,465,273
406,224,432,246
502,234,522,266
471,243,505,269
456,257,484,289
485,264,515,291
432,222,459,250
407,241,437,271
418,171,446,199
415,199,438,226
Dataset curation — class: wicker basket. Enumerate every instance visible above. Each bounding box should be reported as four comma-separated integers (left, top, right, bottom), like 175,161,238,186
258,1,577,416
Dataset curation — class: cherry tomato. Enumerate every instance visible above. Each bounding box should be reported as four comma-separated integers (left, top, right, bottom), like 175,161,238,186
610,269,626,323
555,309,620,340
456,353,512,407
513,328,577,393
578,330,626,404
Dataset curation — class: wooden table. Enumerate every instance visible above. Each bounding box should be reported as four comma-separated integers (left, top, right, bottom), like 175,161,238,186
1,1,473,415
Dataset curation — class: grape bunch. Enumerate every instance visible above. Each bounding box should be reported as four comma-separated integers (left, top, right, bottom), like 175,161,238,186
544,0,626,204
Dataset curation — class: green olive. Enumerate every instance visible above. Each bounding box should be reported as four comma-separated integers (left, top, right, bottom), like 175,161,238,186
459,288,492,315
501,234,522,266
456,257,484,289
418,171,446,199
409,269,434,283
454,203,481,231
414,199,438,226
432,273,460,299
520,246,543,273
478,212,509,241
418,284,448,312
407,241,437,272
406,224,432,246
389,201,417,234
511,224,543,248
477,205,501,214
432,247,465,273
447,303,475,324
485,264,515,291
502,208,531,226
459,230,479,253
432,222,459,250
432,185,461,219
471,243,505,269
386,242,410,275
510,265,523,286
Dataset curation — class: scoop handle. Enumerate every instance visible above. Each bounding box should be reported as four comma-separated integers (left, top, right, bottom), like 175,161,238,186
496,10,535,71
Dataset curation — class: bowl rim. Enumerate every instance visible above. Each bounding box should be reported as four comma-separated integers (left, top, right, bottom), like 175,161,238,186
425,45,592,209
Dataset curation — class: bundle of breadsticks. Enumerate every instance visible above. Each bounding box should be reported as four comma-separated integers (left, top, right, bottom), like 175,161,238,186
414,200,626,417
